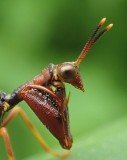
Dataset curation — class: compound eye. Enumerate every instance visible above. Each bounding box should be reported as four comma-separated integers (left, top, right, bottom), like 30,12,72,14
58,64,76,81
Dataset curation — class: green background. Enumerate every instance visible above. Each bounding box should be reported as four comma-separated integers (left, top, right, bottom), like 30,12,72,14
0,0,126,160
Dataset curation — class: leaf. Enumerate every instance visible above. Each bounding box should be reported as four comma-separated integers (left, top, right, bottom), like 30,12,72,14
23,117,127,160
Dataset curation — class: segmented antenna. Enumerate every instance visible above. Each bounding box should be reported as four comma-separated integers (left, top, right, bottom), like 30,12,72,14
75,18,113,66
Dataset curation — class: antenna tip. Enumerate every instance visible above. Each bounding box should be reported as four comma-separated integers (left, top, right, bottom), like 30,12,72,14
106,23,113,31
99,18,106,25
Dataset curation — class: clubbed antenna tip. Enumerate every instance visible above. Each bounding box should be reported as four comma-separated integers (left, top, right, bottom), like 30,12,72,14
99,18,106,25
106,24,113,31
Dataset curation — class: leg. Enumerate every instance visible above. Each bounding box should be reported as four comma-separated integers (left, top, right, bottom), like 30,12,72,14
1,106,69,158
0,127,14,160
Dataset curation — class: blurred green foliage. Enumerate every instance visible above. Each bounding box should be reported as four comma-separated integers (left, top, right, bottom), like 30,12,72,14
0,0,126,160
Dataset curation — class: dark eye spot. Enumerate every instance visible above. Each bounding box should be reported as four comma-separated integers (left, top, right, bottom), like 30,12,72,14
58,64,76,81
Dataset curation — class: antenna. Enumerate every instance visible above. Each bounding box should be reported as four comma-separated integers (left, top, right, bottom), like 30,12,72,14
75,18,113,66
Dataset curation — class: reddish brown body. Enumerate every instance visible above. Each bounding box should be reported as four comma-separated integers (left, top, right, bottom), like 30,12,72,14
9,63,84,149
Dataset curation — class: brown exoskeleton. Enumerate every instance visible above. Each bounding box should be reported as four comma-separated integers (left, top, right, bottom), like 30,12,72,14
0,18,113,160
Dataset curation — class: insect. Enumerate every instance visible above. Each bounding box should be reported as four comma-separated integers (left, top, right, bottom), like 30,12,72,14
0,18,113,160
